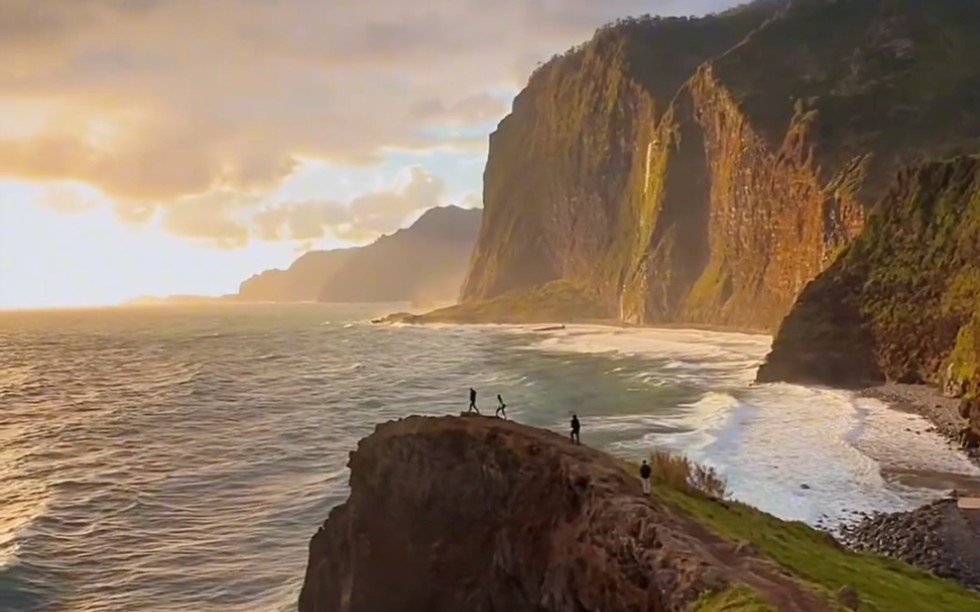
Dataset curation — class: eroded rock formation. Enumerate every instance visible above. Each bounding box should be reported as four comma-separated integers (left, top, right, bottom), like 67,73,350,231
298,415,823,612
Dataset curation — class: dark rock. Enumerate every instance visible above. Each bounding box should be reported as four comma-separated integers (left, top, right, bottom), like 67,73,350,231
837,499,980,593
297,416,828,611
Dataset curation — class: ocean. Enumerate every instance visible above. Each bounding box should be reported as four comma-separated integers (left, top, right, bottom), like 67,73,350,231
2,303,979,612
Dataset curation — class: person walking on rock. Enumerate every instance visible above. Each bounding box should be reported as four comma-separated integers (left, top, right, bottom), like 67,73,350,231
468,388,480,414
496,394,507,420
570,413,581,445
639,460,652,495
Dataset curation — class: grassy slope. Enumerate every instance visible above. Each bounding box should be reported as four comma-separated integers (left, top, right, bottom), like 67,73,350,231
617,457,980,611
695,584,774,612
664,484,979,611
671,489,980,611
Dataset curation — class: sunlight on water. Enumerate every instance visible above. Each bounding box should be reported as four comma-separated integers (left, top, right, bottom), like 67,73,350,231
2,306,979,611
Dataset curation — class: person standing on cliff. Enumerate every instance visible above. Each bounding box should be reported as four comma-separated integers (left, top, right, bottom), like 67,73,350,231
468,388,480,414
570,413,581,445
639,460,652,495
496,394,507,419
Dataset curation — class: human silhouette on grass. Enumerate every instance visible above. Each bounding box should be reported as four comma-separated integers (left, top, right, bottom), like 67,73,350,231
570,413,581,445
468,388,480,414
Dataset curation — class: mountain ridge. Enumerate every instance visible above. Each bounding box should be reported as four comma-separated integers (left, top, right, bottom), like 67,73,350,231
237,206,481,304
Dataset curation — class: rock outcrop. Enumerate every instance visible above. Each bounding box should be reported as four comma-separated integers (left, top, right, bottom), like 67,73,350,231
237,206,481,304
297,415,825,612
461,0,980,329
758,156,980,434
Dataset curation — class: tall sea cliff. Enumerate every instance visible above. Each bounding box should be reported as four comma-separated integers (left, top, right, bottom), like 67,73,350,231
461,0,980,330
758,155,980,436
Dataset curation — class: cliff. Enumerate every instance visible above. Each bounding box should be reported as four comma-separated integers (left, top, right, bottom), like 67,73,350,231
238,250,353,302
318,206,481,304
297,415,980,611
758,156,980,434
237,206,480,303
461,0,980,329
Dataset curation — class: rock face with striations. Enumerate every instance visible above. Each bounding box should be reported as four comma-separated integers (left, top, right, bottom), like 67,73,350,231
298,415,821,612
757,156,980,435
461,0,980,329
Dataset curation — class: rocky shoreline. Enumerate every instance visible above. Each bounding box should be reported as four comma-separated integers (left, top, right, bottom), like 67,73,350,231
861,383,979,462
837,498,980,592
825,383,980,592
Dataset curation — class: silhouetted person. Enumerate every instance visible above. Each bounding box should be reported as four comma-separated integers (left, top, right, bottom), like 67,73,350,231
639,460,652,495
496,394,507,419
468,388,480,414
570,413,581,445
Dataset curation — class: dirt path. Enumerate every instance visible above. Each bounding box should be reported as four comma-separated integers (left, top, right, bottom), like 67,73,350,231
668,509,831,611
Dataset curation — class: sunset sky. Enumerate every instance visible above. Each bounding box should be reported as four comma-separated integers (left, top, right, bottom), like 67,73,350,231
0,0,734,309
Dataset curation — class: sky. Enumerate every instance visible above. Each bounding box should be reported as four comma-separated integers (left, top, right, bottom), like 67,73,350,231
0,0,737,309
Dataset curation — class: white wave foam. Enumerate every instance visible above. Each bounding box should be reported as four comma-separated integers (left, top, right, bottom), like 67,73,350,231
519,325,980,526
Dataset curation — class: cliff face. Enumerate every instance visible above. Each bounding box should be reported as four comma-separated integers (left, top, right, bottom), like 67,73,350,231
318,206,481,304
462,0,980,329
298,415,829,612
758,156,980,430
237,206,480,304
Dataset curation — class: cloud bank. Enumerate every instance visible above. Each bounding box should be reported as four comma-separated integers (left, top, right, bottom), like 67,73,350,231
0,0,736,245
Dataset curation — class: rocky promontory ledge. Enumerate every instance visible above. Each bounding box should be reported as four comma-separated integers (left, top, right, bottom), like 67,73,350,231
297,415,980,612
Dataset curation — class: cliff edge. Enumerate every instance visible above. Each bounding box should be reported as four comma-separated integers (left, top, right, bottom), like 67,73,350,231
297,415,980,612
758,156,980,438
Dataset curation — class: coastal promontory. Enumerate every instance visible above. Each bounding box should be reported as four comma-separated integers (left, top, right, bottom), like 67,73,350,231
297,415,980,611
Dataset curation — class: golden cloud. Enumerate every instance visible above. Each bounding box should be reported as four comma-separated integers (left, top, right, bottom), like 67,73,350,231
0,0,730,243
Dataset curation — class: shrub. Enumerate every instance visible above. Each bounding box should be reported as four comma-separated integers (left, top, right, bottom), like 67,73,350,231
650,450,729,499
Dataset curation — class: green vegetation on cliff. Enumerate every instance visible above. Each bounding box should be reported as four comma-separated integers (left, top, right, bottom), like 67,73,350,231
629,453,980,611
302,415,980,611
759,156,980,401
463,0,980,330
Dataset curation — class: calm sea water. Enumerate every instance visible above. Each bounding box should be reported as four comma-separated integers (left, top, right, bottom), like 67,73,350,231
2,303,979,612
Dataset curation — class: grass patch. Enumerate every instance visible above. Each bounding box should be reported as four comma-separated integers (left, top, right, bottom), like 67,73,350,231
694,583,774,612
619,452,980,610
